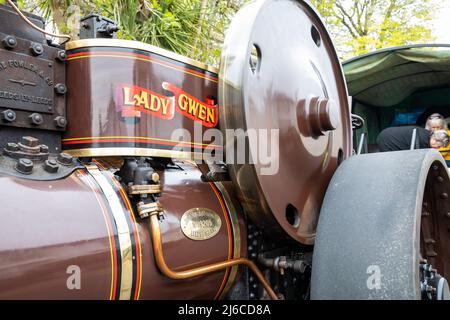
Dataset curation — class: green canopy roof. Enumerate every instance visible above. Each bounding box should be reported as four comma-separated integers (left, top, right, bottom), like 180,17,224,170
343,44,450,107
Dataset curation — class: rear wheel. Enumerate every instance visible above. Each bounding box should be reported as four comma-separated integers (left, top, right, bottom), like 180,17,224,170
311,149,450,299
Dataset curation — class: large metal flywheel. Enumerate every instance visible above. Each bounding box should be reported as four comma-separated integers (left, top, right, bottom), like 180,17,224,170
219,0,352,244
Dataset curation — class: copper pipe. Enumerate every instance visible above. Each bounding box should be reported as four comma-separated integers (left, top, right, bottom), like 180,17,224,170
6,0,71,41
149,214,278,300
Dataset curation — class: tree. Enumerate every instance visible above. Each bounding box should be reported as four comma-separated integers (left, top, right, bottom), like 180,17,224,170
14,0,247,67
310,0,439,59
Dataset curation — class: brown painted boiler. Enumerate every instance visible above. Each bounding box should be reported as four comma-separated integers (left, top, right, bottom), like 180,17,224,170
0,159,245,299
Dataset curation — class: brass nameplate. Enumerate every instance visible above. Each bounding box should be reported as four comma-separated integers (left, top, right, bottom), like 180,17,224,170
180,208,222,241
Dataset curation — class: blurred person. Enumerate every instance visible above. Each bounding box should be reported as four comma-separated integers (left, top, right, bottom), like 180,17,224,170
423,113,450,165
425,113,446,133
377,126,449,152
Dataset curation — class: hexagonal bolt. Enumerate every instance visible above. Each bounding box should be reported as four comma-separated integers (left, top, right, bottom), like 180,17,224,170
54,83,67,95
16,158,34,174
56,50,66,62
54,116,67,128
29,113,44,125
44,159,59,173
40,144,49,153
2,36,17,49
57,152,73,165
1,109,16,122
21,136,39,147
5,142,19,152
30,42,44,56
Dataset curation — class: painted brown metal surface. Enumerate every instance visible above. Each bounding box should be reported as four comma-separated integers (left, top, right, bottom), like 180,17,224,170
0,160,245,299
0,4,66,132
219,0,352,245
420,162,450,282
0,170,111,299
63,39,221,159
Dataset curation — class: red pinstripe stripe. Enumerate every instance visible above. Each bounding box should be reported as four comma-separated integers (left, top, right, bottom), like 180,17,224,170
93,160,142,300
67,51,218,82
79,170,119,299
62,138,221,150
209,182,233,300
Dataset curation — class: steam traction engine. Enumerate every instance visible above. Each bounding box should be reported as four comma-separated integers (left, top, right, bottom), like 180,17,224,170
0,0,448,300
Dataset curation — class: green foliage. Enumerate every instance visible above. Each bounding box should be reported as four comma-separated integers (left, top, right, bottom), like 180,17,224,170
12,0,437,63
17,0,247,67
310,0,438,60
109,0,247,66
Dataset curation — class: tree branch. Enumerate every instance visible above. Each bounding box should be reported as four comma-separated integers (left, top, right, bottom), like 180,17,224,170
334,0,362,36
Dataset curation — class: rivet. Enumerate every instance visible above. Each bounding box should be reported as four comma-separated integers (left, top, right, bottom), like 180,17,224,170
440,193,448,200
29,113,43,125
30,42,44,56
437,176,444,183
56,50,66,62
54,83,67,95
2,36,17,49
1,109,16,122
54,116,67,128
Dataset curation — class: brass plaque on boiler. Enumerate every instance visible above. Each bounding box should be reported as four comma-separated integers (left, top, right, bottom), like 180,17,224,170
180,208,222,241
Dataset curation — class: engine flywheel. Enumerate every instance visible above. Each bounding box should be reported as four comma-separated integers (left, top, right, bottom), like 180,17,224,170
219,0,352,244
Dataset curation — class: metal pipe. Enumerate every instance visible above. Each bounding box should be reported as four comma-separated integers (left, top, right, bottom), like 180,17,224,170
410,128,418,150
149,214,278,300
357,132,366,155
6,0,71,42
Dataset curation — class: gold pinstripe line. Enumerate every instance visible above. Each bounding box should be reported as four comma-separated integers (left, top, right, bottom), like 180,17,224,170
62,135,221,148
75,171,116,300
214,182,241,299
107,170,144,301
68,54,218,83
85,164,134,300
